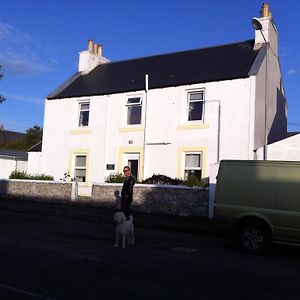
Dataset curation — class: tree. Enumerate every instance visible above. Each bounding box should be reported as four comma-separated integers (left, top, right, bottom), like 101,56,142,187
0,125,43,150
0,65,5,103
25,125,43,147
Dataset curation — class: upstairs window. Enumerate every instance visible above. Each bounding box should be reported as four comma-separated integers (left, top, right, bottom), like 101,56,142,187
126,97,142,125
184,153,202,180
188,91,204,121
78,102,90,127
74,155,87,182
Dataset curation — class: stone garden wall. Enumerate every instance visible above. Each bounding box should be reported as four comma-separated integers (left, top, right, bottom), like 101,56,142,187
92,183,208,217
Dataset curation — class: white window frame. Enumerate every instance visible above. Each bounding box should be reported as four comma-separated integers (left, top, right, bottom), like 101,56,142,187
126,96,143,125
74,155,87,182
187,90,204,122
183,152,202,179
78,101,90,127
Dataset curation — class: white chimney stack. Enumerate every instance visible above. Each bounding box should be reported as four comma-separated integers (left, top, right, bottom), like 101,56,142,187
78,39,109,74
253,2,278,56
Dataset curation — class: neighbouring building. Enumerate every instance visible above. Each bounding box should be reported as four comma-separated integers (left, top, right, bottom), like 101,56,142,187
28,3,287,196
0,149,28,179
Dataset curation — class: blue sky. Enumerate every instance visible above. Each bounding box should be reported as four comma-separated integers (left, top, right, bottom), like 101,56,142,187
0,0,299,133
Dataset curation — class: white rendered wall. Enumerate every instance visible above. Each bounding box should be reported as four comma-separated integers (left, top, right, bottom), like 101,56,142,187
0,158,27,179
27,152,42,175
40,78,254,183
257,134,300,161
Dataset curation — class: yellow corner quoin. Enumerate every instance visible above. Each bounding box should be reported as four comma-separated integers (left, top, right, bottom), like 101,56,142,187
176,123,209,130
70,129,92,135
68,148,90,183
177,146,207,179
117,146,144,181
119,127,145,132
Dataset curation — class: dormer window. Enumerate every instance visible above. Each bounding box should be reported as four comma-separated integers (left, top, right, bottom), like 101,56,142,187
126,97,142,125
78,102,90,127
188,91,204,121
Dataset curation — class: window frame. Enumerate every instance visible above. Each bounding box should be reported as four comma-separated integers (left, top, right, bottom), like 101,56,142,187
187,90,204,122
126,96,143,125
74,154,87,182
78,101,90,127
183,152,202,180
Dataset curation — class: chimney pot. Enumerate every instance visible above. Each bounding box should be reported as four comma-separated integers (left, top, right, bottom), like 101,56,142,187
93,43,99,54
97,44,103,56
88,39,93,52
260,2,272,18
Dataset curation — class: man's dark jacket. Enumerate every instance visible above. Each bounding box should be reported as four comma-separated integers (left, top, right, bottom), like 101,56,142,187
121,175,135,201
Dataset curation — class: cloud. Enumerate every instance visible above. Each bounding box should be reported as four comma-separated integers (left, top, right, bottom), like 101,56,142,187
0,22,58,75
4,93,44,105
287,68,296,75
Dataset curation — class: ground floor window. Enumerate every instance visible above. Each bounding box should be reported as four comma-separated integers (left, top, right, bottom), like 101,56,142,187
184,153,202,179
74,155,87,182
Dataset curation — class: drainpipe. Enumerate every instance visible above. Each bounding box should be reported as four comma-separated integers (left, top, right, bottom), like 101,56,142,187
142,74,149,180
205,100,221,162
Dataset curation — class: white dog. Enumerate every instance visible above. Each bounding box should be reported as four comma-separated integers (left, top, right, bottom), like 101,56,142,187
113,212,135,248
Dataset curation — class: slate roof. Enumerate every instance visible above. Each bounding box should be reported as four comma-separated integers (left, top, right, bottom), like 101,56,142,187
0,130,25,145
0,149,28,160
48,39,259,100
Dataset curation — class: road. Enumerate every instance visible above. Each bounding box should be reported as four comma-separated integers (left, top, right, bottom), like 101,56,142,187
0,207,299,299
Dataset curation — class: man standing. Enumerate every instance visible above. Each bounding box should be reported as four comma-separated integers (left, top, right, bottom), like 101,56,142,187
121,166,135,220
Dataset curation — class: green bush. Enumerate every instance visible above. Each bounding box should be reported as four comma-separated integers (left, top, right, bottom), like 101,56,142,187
182,175,209,188
105,172,126,183
9,171,54,181
142,174,183,185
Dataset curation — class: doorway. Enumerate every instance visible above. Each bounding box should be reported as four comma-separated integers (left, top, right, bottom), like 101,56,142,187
123,153,140,180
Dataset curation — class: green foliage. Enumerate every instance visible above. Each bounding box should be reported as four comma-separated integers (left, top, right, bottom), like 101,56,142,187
105,172,126,183
0,125,43,151
183,175,209,188
142,174,183,185
142,173,209,188
9,171,54,181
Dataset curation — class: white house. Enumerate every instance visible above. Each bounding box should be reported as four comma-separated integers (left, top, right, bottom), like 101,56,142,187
28,3,287,195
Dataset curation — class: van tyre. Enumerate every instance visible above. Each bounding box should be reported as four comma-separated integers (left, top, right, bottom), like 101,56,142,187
237,220,272,255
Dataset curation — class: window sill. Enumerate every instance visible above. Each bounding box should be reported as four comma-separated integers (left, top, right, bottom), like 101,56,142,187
70,129,92,135
119,126,144,132
177,123,209,130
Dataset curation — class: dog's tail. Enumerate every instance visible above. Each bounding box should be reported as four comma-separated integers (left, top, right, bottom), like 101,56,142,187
129,215,133,222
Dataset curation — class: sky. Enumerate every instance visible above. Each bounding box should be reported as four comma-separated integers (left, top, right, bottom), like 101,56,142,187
0,0,299,133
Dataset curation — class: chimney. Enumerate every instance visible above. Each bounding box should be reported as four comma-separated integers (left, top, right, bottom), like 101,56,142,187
253,2,278,56
88,39,93,52
78,39,110,74
260,3,272,18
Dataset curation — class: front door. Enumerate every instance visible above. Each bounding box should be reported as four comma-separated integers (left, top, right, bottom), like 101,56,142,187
123,153,139,180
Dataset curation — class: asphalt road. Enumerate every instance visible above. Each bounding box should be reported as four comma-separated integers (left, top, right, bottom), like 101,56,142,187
0,206,299,299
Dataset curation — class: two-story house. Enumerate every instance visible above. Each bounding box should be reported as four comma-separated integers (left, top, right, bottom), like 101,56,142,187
28,3,287,195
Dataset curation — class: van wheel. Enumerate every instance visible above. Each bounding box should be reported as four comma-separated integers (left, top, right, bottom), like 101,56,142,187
237,220,272,255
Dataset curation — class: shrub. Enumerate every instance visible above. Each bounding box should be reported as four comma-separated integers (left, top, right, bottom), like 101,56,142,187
9,171,54,181
182,175,209,188
105,172,126,183
142,174,183,185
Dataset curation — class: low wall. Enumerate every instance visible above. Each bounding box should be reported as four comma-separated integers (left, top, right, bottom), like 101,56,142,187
0,179,72,201
0,180,209,217
92,183,208,217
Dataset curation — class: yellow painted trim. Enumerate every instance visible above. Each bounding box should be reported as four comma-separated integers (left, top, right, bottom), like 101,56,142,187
70,129,92,135
119,127,144,132
177,123,209,130
117,146,144,181
177,146,207,179
68,148,91,183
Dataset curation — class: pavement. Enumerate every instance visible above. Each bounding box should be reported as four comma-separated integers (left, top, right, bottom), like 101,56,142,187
0,197,232,237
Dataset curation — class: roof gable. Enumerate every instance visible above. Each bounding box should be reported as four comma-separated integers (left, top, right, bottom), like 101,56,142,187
48,39,258,100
